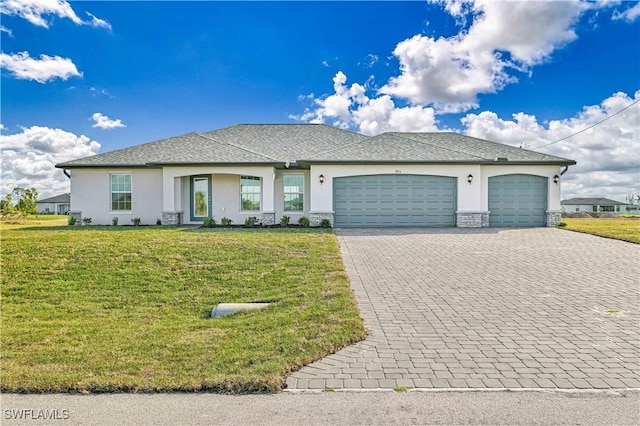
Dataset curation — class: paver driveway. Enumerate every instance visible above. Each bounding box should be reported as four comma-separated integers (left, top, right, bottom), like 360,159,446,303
286,228,640,390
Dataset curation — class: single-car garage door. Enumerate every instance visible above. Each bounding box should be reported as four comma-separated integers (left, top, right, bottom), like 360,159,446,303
488,174,547,227
333,174,456,227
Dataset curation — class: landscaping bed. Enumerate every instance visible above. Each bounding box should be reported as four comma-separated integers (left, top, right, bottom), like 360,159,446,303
0,223,366,393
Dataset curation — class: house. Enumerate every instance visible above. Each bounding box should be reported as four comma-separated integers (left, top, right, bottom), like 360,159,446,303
37,193,71,215
55,124,576,228
561,197,633,213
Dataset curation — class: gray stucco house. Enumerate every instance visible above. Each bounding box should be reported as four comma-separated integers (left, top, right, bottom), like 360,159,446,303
56,124,575,228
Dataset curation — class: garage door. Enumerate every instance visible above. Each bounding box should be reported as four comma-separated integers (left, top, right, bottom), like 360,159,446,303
488,174,547,227
333,175,456,227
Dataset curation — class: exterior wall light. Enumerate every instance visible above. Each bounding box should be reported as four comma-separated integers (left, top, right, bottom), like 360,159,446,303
553,175,559,184
467,174,473,184
319,174,325,185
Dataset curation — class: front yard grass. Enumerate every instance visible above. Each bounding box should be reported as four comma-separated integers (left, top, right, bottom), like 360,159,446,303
560,217,640,244
0,223,366,393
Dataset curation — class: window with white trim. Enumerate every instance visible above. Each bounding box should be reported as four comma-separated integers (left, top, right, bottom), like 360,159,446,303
240,176,261,211
111,174,132,211
283,175,304,211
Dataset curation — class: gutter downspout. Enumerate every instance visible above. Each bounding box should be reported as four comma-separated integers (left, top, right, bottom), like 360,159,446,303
63,169,71,179
560,165,569,176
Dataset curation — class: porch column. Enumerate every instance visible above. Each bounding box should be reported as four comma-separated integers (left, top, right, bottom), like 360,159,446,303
162,170,183,225
261,168,276,225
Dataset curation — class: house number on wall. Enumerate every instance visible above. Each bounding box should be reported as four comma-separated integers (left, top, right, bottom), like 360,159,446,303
395,169,402,173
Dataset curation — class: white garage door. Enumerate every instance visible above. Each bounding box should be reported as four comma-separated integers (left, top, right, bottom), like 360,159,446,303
333,175,457,227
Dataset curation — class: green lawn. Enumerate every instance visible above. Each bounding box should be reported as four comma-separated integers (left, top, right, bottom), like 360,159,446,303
560,217,640,244
0,223,366,393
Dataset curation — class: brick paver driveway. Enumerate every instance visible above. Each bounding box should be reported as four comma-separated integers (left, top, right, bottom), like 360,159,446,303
286,228,640,390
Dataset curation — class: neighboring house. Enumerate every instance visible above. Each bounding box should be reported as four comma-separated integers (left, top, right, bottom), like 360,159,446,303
561,197,632,213
37,193,71,215
56,124,576,228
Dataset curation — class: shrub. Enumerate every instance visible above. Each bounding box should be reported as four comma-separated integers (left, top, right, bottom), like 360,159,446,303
244,217,257,227
556,221,567,228
67,216,76,226
221,217,233,227
131,217,141,226
320,219,332,228
280,215,290,227
298,216,310,228
112,217,119,226
156,218,162,226
82,217,92,225
203,217,216,228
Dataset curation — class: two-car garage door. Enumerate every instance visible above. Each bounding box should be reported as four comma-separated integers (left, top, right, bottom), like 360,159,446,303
333,175,456,227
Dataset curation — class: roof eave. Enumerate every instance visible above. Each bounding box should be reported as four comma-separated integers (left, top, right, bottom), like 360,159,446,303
298,159,577,166
147,161,283,167
55,163,161,169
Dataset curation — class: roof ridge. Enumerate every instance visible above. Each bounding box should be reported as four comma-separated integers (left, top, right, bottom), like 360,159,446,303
302,133,370,160
197,132,280,162
388,132,488,161
441,132,561,161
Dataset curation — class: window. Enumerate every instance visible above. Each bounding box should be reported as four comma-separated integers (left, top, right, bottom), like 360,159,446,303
615,205,620,212
283,175,304,211
240,176,261,211
575,207,579,212
111,174,132,211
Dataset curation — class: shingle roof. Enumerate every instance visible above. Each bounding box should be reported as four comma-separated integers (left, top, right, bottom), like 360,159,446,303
561,198,626,206
301,132,573,164
200,124,368,162
56,124,575,168
37,193,70,203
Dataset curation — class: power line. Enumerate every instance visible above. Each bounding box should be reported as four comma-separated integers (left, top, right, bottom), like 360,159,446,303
531,98,640,150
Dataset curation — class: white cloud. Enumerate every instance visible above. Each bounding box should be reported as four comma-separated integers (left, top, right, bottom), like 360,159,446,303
0,51,82,83
380,0,591,112
461,91,640,202
0,126,100,198
0,25,13,36
85,11,111,30
91,113,126,129
322,60,329,68
0,0,110,30
613,2,640,22
291,71,437,135
359,53,379,69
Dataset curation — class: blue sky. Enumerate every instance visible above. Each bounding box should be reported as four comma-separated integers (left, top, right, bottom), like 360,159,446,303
1,0,639,202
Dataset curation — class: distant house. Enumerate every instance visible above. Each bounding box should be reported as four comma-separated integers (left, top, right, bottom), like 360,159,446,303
561,197,631,213
37,193,71,215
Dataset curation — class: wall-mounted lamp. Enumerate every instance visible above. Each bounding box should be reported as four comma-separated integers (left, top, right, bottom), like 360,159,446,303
553,175,559,185
319,174,325,185
467,174,473,184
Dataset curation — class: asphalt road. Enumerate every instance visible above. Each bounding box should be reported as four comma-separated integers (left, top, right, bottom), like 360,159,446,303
2,390,638,425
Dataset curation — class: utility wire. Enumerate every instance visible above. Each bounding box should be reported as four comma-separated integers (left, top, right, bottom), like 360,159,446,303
531,98,640,150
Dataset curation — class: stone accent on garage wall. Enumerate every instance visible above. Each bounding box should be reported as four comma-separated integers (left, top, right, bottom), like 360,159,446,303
162,211,183,225
261,211,276,226
310,211,334,227
456,211,489,228
546,210,562,227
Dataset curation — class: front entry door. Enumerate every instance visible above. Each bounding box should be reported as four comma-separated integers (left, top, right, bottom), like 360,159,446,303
191,176,212,221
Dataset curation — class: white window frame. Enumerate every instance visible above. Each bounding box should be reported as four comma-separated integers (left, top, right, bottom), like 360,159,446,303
240,176,261,211
110,173,132,212
283,174,304,212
